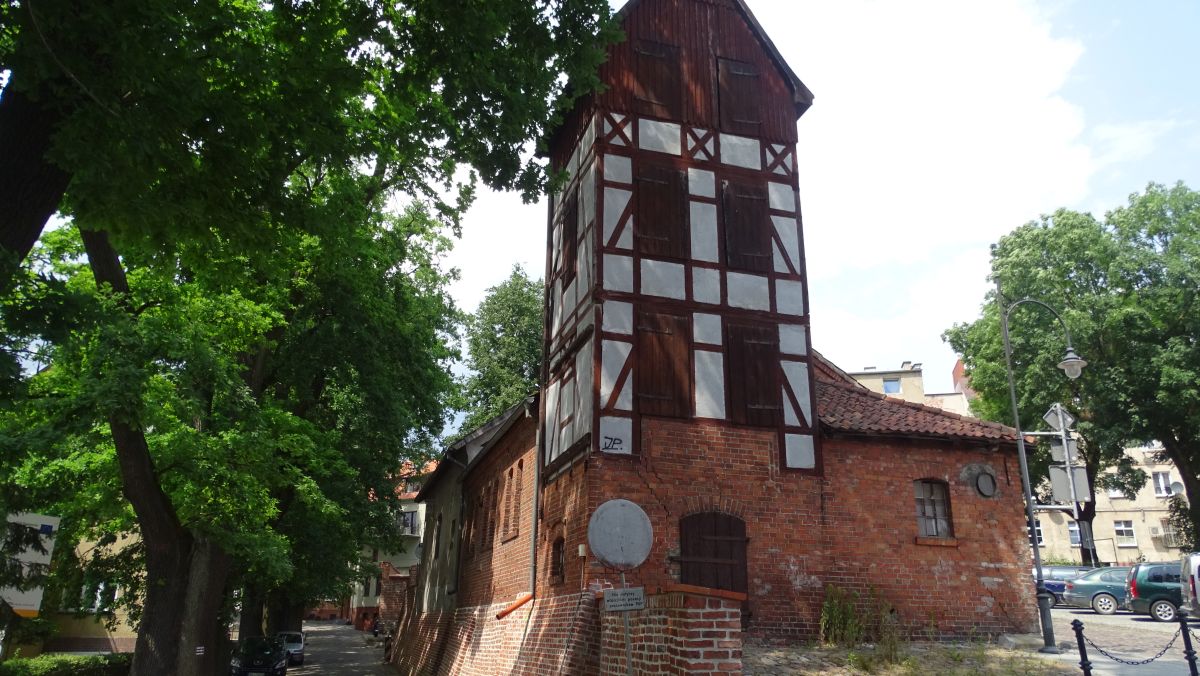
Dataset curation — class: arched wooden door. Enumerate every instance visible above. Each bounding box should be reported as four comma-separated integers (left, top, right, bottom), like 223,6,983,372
679,512,749,600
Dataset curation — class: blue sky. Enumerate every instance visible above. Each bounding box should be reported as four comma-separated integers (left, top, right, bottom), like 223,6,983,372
445,0,1200,392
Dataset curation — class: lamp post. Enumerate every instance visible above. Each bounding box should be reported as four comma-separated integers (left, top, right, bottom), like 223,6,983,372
997,282,1087,654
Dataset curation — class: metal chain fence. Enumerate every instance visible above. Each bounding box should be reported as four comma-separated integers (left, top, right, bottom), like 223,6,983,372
1081,627,1180,665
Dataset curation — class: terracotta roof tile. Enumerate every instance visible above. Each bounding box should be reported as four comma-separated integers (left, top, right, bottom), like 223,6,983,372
810,352,1018,443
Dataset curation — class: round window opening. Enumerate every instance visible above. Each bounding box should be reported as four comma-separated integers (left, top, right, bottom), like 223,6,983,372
975,472,997,497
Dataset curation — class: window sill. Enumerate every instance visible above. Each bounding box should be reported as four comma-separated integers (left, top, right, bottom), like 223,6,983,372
1117,544,1139,548
915,536,958,547
501,532,520,544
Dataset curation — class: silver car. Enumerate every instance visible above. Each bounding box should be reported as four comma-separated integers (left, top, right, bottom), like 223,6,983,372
275,631,305,666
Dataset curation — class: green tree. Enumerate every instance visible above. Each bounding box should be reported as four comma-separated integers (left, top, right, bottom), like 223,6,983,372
945,182,1200,560
0,0,616,284
457,266,544,433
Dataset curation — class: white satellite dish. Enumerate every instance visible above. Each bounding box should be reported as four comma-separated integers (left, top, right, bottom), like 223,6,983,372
587,499,653,571
1172,482,1186,496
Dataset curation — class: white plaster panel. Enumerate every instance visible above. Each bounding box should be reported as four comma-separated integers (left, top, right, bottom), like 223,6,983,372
784,387,800,427
693,313,722,345
780,324,808,356
640,259,686,300
694,351,726,420
551,223,561,273
616,375,632,411
603,254,633,293
581,163,596,227
550,279,563,337
776,279,806,316
544,380,561,462
688,168,715,198
773,215,800,270
569,140,581,178
690,202,719,262
561,279,577,325
601,340,632,409
782,360,812,425
600,417,633,455
577,228,592,298
604,154,632,184
773,241,788,273
603,301,633,335
721,134,761,170
574,339,594,443
692,267,721,304
638,119,682,156
727,272,770,311
768,182,795,212
785,434,816,469
603,188,632,248
617,218,634,249
582,114,597,155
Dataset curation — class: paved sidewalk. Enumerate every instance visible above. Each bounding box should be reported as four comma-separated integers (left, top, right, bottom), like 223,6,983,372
288,620,394,675
1036,607,1197,676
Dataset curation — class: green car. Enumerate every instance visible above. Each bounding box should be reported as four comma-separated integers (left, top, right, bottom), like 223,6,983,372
1125,561,1183,621
1063,566,1131,614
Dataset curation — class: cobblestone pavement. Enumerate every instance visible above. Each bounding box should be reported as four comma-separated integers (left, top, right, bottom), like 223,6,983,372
287,620,393,676
743,607,1200,675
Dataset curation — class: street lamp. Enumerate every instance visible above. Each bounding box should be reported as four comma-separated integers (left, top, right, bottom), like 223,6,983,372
997,283,1087,654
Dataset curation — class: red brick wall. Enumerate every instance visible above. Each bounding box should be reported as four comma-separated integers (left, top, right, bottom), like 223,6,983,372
578,417,1036,639
391,608,454,676
458,418,538,608
599,590,743,675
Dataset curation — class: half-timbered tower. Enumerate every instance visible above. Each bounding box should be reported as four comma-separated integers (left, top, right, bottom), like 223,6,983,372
542,0,819,478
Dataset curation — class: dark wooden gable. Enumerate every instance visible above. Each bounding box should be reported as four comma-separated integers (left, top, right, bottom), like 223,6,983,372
595,0,810,142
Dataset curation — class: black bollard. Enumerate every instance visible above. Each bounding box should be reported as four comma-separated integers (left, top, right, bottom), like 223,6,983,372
1179,609,1199,676
1071,619,1092,676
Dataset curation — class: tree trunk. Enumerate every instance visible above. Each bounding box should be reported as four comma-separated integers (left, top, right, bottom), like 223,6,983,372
176,539,232,676
239,585,266,639
265,590,305,634
80,227,201,676
1077,501,1101,566
1163,438,1200,547
0,77,71,285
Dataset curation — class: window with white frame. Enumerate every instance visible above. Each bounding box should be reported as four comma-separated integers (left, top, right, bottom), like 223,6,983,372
1154,472,1174,497
1161,519,1183,548
1115,520,1136,547
1107,485,1126,499
1068,521,1081,547
883,378,901,394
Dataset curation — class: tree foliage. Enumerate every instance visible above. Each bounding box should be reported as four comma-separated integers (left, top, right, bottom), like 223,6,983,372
945,182,1200,550
457,265,544,433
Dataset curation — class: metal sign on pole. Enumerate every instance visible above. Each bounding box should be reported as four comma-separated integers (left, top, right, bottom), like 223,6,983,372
588,499,653,676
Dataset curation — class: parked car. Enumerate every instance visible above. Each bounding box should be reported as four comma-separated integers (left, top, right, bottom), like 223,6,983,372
276,631,305,666
1037,565,1094,606
1180,553,1200,616
1063,566,1131,614
1125,561,1183,621
230,636,288,676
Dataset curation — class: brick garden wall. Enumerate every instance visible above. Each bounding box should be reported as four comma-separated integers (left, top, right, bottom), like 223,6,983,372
599,588,743,675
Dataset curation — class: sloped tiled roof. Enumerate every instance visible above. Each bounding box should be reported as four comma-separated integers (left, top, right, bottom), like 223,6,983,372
816,379,1018,442
811,353,1019,444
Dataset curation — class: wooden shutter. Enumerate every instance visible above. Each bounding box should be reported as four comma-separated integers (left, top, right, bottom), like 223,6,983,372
726,321,780,427
722,180,771,273
634,41,682,119
718,58,762,136
636,161,688,260
679,512,748,595
560,188,579,285
636,310,691,419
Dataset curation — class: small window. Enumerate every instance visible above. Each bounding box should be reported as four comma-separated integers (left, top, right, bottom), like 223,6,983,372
722,180,771,273
914,479,952,538
635,310,692,419
1154,472,1174,497
718,58,762,136
1068,521,1081,547
560,187,579,286
1032,518,1044,546
1115,520,1136,547
636,160,688,260
432,514,443,559
882,378,901,394
634,40,682,119
550,536,566,584
726,321,781,427
503,462,523,541
399,510,419,536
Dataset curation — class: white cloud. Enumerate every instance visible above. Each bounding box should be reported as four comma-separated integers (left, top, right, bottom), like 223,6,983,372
1091,119,1179,169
